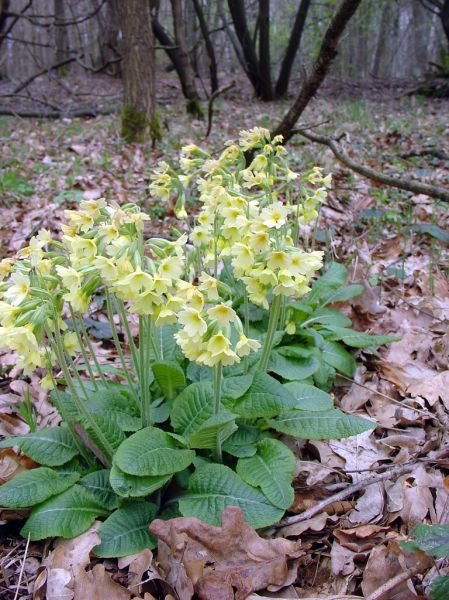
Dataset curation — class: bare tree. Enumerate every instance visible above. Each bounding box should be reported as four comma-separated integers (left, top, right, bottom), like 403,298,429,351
192,0,219,93
116,0,159,143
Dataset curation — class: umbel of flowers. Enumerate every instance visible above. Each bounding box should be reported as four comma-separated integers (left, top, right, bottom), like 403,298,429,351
0,127,330,465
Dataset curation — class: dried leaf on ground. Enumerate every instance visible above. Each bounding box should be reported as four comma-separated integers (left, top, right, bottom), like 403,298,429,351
149,506,302,600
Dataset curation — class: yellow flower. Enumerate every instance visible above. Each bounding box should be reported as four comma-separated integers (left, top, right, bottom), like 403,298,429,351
63,286,90,313
98,223,120,243
113,268,154,300
273,270,296,297
207,303,236,327
198,272,219,301
231,244,254,271
4,272,30,306
0,258,14,281
261,203,290,229
235,334,261,357
190,227,209,247
40,373,55,391
178,307,207,339
63,236,97,266
205,332,239,366
1,325,43,374
63,210,94,233
159,256,183,280
249,154,268,172
0,301,18,327
267,251,291,271
239,127,270,151
80,198,106,217
129,290,162,315
249,230,270,253
64,331,81,356
94,256,118,284
56,265,82,291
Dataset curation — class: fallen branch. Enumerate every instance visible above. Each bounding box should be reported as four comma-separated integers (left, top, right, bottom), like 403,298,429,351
364,564,426,600
205,81,235,137
296,129,449,203
0,105,119,118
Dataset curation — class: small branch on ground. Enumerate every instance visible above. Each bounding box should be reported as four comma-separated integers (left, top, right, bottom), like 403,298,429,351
296,128,449,203
205,81,235,137
0,106,119,118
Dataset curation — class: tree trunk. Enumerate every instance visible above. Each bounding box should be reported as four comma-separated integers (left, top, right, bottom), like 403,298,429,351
273,0,362,143
170,0,203,117
117,0,158,143
227,0,262,95
192,0,219,93
54,0,68,70
442,0,449,52
258,0,273,100
275,0,311,98
372,0,390,79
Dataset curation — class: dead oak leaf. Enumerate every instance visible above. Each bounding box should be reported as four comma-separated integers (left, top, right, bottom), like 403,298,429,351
149,506,302,600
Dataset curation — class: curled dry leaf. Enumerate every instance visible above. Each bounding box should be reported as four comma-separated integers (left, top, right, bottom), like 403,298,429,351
43,522,131,600
149,506,303,600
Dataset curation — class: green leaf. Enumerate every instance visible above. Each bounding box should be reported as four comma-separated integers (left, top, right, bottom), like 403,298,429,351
321,340,356,377
283,382,334,411
322,326,399,348
324,284,364,304
268,409,375,440
179,464,283,529
307,262,348,304
275,345,313,359
21,484,108,540
85,390,141,432
431,576,449,600
221,375,253,401
222,424,264,457
188,412,237,450
93,501,158,558
412,223,449,245
307,307,352,327
109,463,171,498
79,470,118,511
0,467,80,508
170,381,214,436
409,524,449,558
233,372,297,418
268,350,319,381
151,324,183,362
0,426,78,466
115,427,195,476
79,412,126,454
236,439,295,510
152,361,186,401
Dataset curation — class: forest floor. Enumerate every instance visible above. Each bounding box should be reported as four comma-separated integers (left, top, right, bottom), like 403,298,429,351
0,73,449,599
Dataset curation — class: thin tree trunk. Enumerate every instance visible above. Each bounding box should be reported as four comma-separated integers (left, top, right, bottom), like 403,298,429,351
442,0,449,52
227,0,261,95
192,0,218,93
217,0,247,74
372,0,389,78
54,0,68,70
170,0,203,117
273,0,363,143
275,0,311,98
117,0,158,143
258,0,273,100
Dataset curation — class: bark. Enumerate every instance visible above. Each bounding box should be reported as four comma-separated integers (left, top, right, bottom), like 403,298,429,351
227,0,261,95
192,0,218,93
275,0,311,98
116,0,157,143
272,0,363,143
258,0,273,100
54,0,68,68
442,0,449,51
372,0,390,78
170,0,203,117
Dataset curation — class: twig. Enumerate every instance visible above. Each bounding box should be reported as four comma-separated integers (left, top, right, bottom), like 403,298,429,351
13,533,30,600
295,129,449,203
0,105,119,118
205,81,235,137
273,463,416,528
364,564,424,600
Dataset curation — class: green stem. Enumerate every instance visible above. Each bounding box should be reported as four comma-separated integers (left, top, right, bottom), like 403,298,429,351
68,304,98,391
116,298,140,376
244,295,249,336
213,362,223,463
78,316,108,387
49,324,113,463
257,294,282,373
105,291,137,394
139,315,152,426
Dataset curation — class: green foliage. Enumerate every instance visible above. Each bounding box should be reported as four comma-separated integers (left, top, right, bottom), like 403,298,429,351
0,468,79,508
0,170,34,198
0,426,79,466
120,106,149,143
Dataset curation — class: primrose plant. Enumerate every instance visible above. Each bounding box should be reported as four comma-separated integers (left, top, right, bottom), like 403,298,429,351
0,128,390,557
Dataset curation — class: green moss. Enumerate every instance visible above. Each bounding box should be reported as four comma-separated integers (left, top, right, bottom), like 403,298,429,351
186,99,204,120
150,109,163,143
120,107,148,143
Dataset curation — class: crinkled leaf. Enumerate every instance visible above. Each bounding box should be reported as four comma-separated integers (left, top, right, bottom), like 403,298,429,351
170,381,214,436
233,372,297,418
307,262,348,303
322,326,399,348
221,375,253,401
93,501,157,558
430,576,449,600
115,426,195,476
236,439,295,509
179,464,283,529
307,307,352,327
109,463,171,498
152,361,186,401
0,426,78,466
321,340,356,377
268,408,374,440
85,390,141,432
79,412,126,453
0,467,80,508
188,412,237,450
324,283,364,304
268,350,319,381
283,381,334,411
79,470,118,511
21,484,108,540
222,424,265,458
409,524,449,558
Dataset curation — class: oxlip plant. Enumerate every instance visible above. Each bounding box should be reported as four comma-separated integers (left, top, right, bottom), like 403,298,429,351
0,128,394,557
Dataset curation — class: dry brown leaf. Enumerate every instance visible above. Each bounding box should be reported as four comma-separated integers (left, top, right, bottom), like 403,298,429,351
333,524,390,552
149,506,302,600
43,522,131,600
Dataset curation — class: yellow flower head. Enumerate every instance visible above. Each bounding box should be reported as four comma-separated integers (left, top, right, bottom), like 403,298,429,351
235,334,261,357
4,271,30,306
207,303,236,327
178,307,207,339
